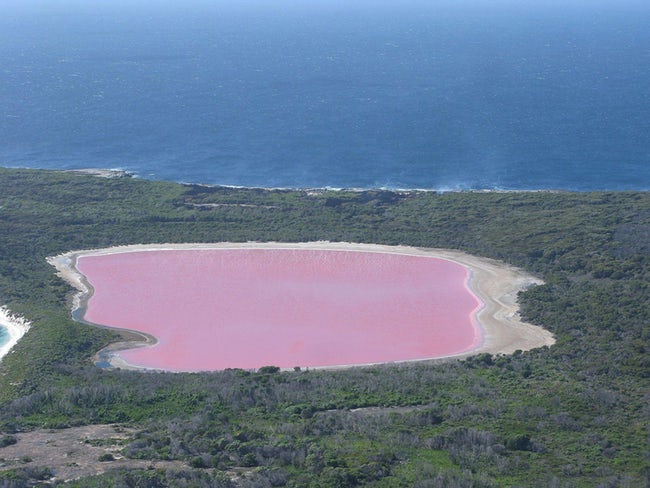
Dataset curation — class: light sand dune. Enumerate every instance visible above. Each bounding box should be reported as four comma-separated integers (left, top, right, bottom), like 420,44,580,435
48,242,555,370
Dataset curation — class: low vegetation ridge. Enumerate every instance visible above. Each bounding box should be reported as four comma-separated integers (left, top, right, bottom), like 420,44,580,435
0,168,647,486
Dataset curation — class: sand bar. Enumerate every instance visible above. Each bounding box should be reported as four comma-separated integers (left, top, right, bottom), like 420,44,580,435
0,306,31,363
48,242,555,371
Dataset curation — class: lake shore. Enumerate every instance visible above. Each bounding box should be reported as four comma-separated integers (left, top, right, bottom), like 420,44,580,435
48,242,555,371
0,306,31,363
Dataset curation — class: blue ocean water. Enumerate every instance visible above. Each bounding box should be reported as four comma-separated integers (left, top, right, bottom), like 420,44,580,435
1,0,649,191
0,326,8,349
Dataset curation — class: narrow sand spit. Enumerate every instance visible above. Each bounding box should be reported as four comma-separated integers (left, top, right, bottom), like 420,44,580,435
47,242,555,370
0,306,31,363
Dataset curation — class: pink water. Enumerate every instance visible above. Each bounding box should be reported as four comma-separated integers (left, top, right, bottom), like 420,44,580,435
77,249,482,371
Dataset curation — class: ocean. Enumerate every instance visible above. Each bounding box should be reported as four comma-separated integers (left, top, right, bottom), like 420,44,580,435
0,326,8,349
1,0,649,191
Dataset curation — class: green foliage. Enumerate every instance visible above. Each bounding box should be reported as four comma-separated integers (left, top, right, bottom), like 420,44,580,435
0,435,17,448
0,466,53,485
258,366,281,375
0,168,648,486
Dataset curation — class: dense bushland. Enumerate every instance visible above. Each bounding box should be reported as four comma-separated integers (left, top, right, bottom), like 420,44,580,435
0,168,648,487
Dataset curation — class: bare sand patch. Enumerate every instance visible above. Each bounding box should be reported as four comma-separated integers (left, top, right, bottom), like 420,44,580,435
0,424,185,483
48,242,555,370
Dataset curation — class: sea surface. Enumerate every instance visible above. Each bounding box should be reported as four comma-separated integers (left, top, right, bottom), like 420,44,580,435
1,0,649,191
0,326,8,349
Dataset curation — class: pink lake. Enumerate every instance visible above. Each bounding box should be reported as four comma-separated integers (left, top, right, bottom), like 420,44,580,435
77,249,482,371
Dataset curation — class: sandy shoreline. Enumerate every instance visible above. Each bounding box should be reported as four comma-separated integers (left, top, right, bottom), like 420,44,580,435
48,242,555,371
0,306,31,363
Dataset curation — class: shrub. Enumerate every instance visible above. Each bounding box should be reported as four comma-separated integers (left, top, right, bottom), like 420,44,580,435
0,436,17,448
258,366,281,375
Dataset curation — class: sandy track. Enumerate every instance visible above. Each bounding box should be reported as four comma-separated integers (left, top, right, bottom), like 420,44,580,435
48,242,555,370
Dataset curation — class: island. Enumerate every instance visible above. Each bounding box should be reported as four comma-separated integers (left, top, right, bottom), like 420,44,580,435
0,168,647,486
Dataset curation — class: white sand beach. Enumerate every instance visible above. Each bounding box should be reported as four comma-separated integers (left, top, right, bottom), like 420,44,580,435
0,306,31,363
48,242,555,368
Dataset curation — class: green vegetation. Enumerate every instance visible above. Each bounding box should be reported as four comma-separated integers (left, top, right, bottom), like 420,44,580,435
0,168,648,486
